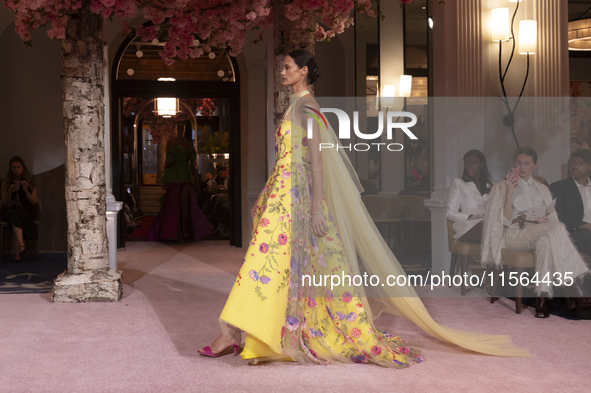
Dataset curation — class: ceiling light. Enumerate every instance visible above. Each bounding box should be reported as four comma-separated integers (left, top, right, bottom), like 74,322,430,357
569,18,591,51
156,98,179,117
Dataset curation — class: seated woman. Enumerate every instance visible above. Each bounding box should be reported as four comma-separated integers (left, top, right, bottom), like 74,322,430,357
146,132,213,242
481,146,591,318
447,150,493,243
1,156,38,261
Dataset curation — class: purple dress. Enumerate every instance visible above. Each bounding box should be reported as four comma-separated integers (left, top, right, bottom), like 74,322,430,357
146,143,213,241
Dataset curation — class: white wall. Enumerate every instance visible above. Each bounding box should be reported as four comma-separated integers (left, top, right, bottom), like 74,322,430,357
0,10,63,175
315,23,352,98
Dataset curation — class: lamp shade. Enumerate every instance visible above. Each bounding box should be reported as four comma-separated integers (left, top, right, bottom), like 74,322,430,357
491,8,510,42
382,85,395,106
156,97,178,117
519,20,537,54
399,75,412,98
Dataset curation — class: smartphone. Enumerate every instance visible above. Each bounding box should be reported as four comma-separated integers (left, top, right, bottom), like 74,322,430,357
507,168,518,187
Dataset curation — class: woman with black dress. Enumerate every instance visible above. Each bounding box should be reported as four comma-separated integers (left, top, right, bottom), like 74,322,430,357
1,156,38,261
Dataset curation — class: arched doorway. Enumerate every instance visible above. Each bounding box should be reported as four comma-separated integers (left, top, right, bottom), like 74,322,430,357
111,35,242,247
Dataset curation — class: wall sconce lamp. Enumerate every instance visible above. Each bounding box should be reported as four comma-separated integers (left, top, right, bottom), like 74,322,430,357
382,75,412,110
155,97,179,118
382,76,412,134
492,0,536,147
399,75,413,98
382,84,396,110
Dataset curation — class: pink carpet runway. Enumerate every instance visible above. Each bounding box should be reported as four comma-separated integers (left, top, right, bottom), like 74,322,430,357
1,241,590,392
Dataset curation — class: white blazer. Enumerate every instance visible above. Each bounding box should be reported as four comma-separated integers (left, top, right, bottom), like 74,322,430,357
446,178,491,240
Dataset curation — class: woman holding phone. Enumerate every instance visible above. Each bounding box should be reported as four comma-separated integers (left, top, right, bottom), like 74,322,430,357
1,156,38,261
481,147,591,318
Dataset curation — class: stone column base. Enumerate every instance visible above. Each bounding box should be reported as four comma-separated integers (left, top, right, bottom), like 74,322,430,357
53,268,122,303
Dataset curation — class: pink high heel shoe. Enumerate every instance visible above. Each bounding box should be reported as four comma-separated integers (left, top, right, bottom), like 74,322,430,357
198,343,242,358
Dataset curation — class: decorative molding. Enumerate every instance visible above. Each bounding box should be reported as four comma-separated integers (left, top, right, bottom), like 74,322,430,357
534,0,569,98
425,186,449,209
106,201,123,270
533,0,570,183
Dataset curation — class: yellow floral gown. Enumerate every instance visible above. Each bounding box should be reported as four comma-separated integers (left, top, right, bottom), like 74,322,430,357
219,98,423,368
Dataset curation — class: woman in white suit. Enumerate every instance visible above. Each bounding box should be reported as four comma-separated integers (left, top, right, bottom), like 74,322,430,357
447,150,493,243
481,146,591,318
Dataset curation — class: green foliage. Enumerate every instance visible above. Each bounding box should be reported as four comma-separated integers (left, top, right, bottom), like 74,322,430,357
200,131,229,155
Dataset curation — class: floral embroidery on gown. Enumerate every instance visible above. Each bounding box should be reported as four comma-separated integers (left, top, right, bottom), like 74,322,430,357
219,97,423,368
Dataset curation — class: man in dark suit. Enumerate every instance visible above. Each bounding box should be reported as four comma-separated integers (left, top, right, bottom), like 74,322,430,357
549,149,591,257
550,149,591,318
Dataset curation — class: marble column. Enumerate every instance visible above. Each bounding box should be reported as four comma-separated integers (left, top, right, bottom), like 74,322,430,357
426,0,485,274
533,0,570,182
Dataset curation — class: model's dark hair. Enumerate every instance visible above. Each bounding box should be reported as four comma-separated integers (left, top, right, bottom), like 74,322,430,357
513,146,537,164
461,149,492,195
3,156,34,192
288,49,322,84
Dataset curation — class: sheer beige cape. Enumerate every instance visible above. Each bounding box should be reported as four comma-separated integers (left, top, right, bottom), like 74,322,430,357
295,91,530,357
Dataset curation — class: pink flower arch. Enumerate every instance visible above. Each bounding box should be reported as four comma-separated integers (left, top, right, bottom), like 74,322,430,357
1,1,418,65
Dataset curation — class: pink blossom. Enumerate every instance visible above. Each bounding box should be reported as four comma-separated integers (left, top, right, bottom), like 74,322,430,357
315,24,327,41
6,0,384,66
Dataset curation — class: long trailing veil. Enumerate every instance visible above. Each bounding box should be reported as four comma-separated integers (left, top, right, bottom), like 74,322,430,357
287,90,529,359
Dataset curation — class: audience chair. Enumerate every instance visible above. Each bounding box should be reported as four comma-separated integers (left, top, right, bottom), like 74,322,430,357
492,250,591,314
0,202,41,261
490,249,535,314
397,194,431,253
0,221,8,260
362,195,404,250
446,219,481,296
